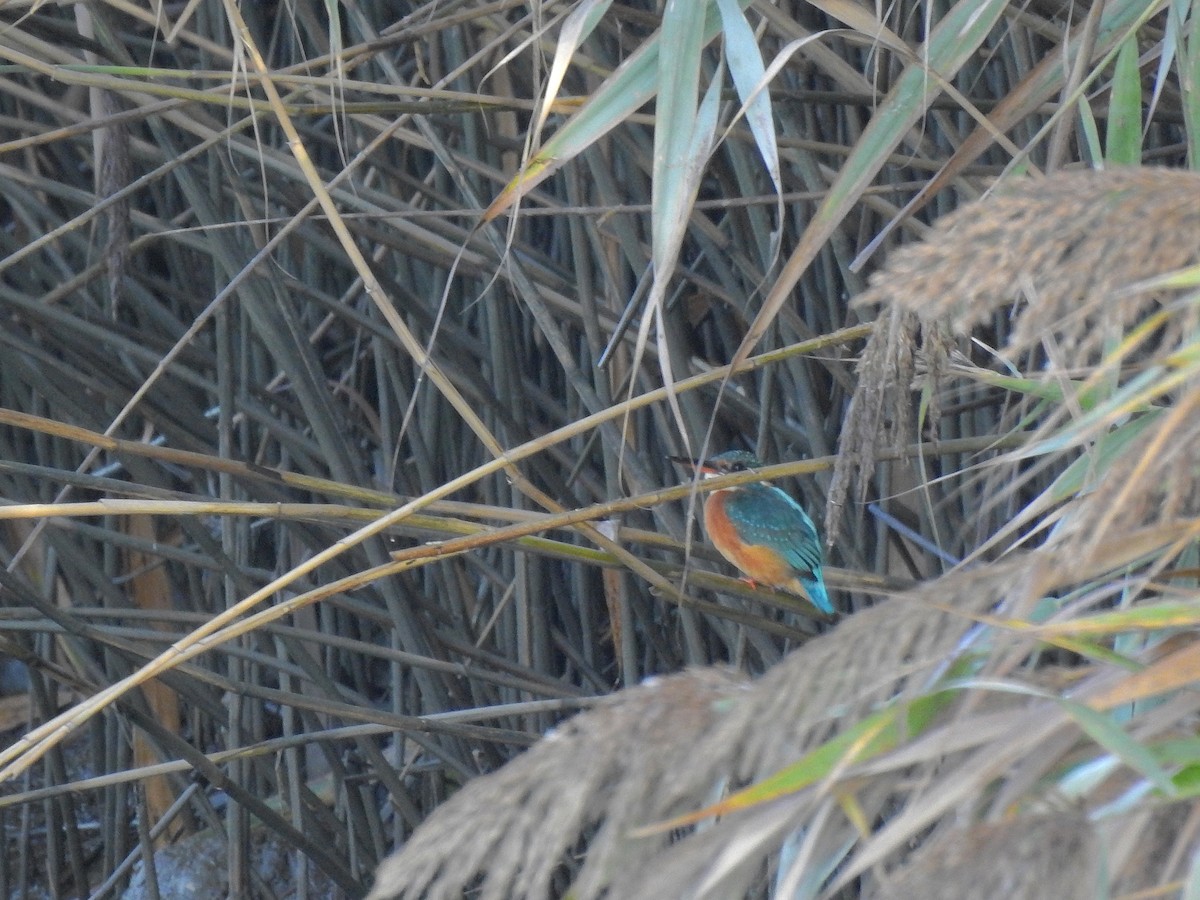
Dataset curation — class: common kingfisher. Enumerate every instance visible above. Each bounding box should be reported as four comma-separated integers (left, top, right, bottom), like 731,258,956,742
673,450,833,615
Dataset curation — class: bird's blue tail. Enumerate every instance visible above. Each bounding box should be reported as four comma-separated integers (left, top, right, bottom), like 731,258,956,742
802,574,834,615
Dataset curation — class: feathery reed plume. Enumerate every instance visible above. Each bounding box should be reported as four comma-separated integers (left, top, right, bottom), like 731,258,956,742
830,167,1200,543
368,587,1002,899
870,812,1099,900
855,168,1200,345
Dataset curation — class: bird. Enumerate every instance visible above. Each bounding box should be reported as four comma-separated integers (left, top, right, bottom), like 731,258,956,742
672,449,833,615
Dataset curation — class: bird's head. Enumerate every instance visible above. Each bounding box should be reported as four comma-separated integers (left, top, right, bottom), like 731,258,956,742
670,449,765,478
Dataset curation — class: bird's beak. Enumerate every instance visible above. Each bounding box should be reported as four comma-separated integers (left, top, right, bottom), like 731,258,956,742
669,455,718,476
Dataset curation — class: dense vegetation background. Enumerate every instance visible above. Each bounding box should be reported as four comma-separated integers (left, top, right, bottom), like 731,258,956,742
1,0,1199,897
